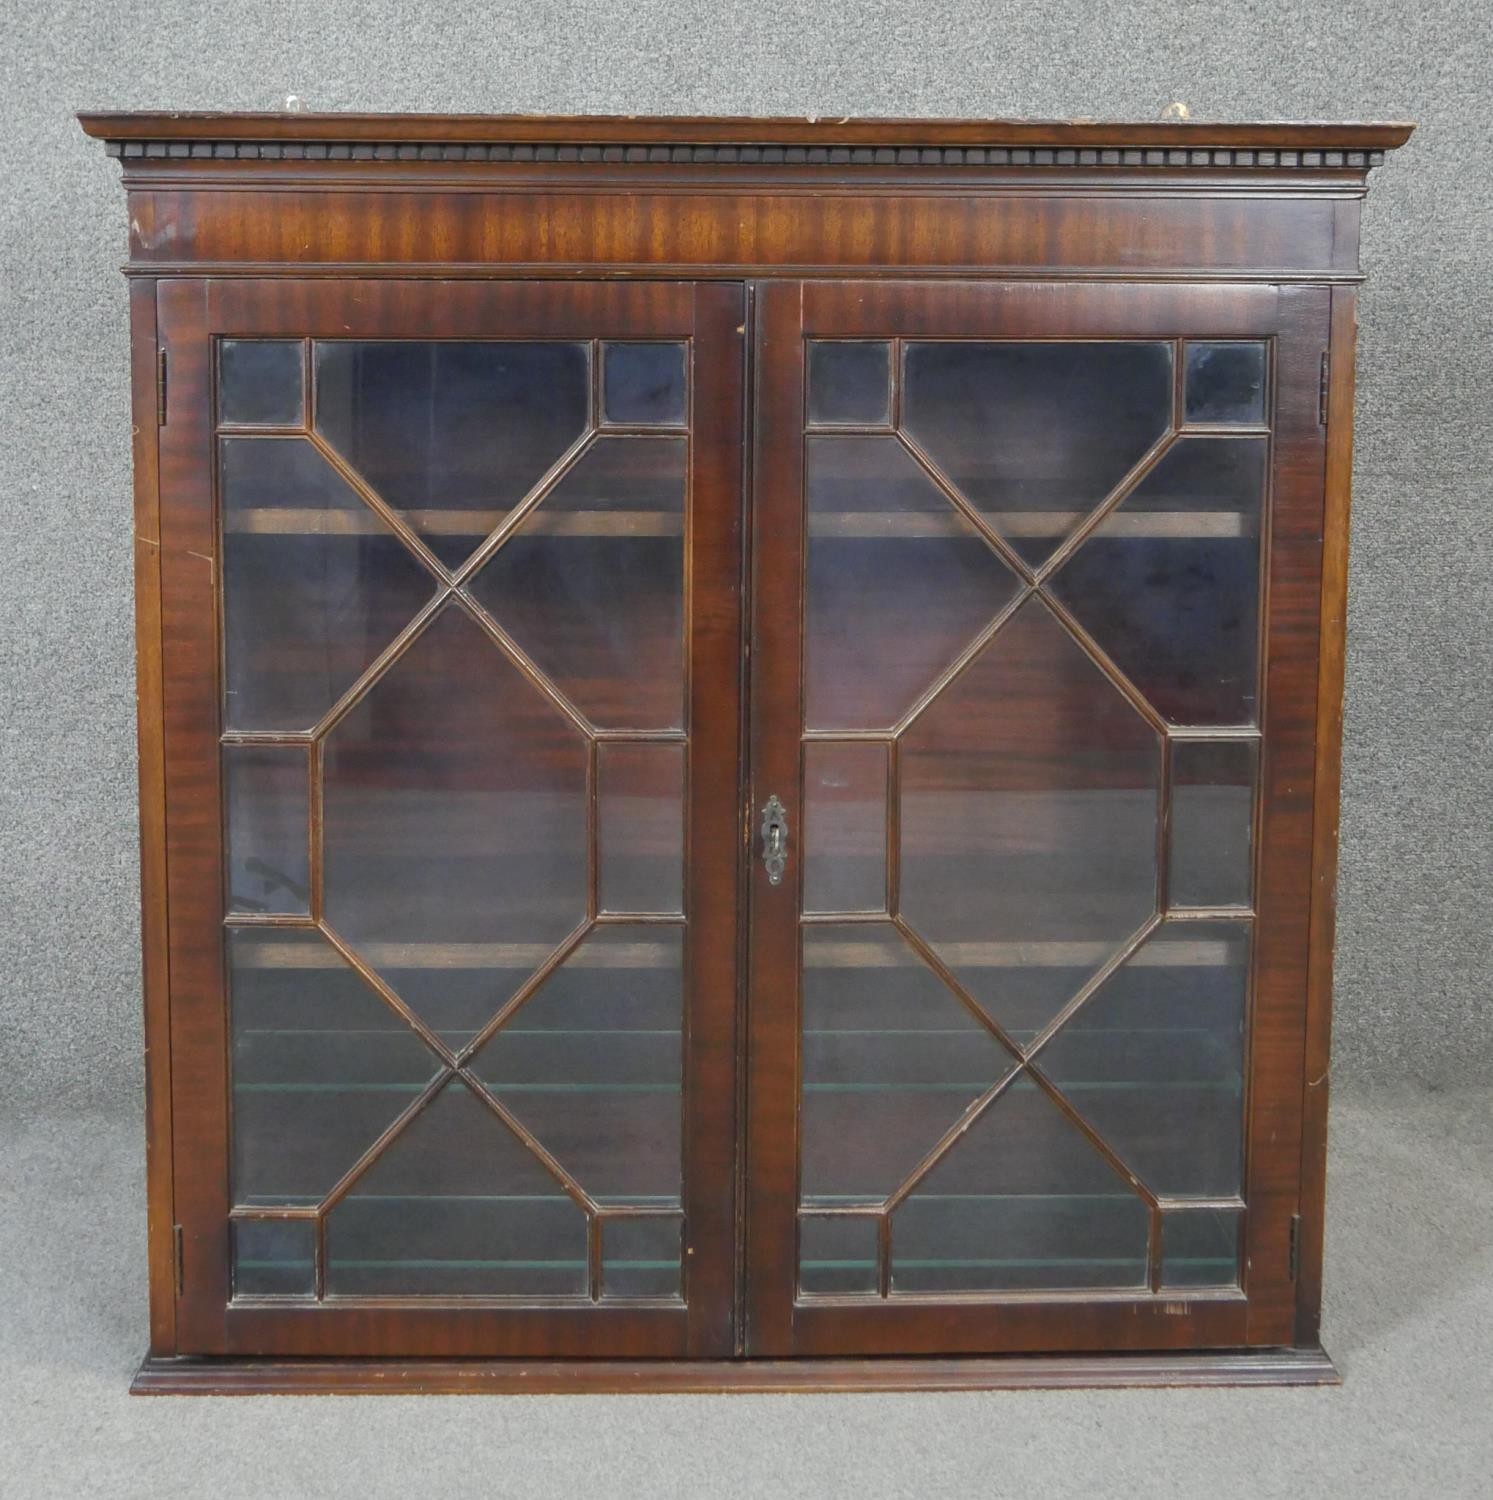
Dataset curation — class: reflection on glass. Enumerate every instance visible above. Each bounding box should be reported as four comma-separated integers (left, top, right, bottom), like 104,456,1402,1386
324,1078,589,1297
322,604,589,1044
473,925,683,1208
799,1214,879,1295
469,435,686,730
315,341,591,569
891,1080,1149,1291
228,926,440,1206
1185,342,1267,425
598,742,685,915
603,1214,683,1298
1162,1206,1242,1289
602,342,687,427
219,339,303,427
800,923,1014,1205
806,434,1019,731
1170,739,1257,908
902,341,1173,567
803,741,888,913
220,435,437,733
900,599,1161,1039
1048,436,1266,726
224,744,310,916
807,341,892,427
1036,919,1250,1198
232,1217,314,1297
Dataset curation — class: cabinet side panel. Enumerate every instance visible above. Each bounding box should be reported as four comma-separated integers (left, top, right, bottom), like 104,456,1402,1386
1242,287,1331,1346
1298,287,1358,1342
129,277,176,1354
156,279,232,1351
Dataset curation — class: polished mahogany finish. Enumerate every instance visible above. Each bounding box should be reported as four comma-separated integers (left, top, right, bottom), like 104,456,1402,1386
81,111,1411,1393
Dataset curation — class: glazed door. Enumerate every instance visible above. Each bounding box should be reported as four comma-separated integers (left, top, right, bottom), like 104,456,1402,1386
158,279,743,1358
745,280,1330,1356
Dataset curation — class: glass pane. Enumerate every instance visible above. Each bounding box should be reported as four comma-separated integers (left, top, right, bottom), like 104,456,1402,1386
891,1080,1149,1292
219,339,303,427
472,925,683,1208
469,435,685,730
220,435,437,733
223,744,309,916
603,1214,683,1298
806,434,1019,731
803,741,887,914
602,342,687,427
800,923,1015,1206
1162,1206,1243,1289
1047,436,1267,726
1185,342,1267,425
807,341,891,427
1036,919,1250,1198
799,1214,879,1295
228,926,441,1206
900,598,1161,1040
232,1217,314,1297
322,604,589,1045
902,341,1174,567
324,1078,589,1297
1170,739,1257,908
598,742,685,915
314,340,590,569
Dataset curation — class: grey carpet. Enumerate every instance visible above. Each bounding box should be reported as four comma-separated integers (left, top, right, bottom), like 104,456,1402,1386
1,1085,1488,1498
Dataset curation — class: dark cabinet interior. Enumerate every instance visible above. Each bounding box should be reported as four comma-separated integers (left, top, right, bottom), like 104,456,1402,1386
80,110,1412,1393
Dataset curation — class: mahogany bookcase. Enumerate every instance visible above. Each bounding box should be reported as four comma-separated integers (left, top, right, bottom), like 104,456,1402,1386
79,111,1412,1394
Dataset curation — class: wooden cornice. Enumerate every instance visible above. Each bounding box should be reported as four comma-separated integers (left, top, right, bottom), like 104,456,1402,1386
78,112,1414,173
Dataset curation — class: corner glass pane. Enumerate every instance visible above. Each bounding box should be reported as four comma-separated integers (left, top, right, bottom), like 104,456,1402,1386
603,1214,683,1299
799,1214,879,1295
223,744,310,916
1162,1206,1243,1289
219,339,303,427
1185,342,1267,425
807,341,891,427
602,342,687,427
232,1217,315,1297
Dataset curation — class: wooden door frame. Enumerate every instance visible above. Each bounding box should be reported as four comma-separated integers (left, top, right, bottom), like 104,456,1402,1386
744,278,1332,1358
155,277,745,1359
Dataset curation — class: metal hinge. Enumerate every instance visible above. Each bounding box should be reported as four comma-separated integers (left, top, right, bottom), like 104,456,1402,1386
156,349,169,426
1318,351,1330,426
1288,1213,1302,1281
173,1224,184,1295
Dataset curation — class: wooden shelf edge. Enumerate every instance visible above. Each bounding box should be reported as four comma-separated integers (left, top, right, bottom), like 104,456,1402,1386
132,1346,1340,1395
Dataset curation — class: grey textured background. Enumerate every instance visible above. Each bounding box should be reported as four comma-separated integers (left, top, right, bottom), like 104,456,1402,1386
1,0,1490,1115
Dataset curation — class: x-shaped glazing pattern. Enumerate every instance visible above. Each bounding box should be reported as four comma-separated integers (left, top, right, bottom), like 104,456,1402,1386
800,336,1268,1296
220,337,689,1300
